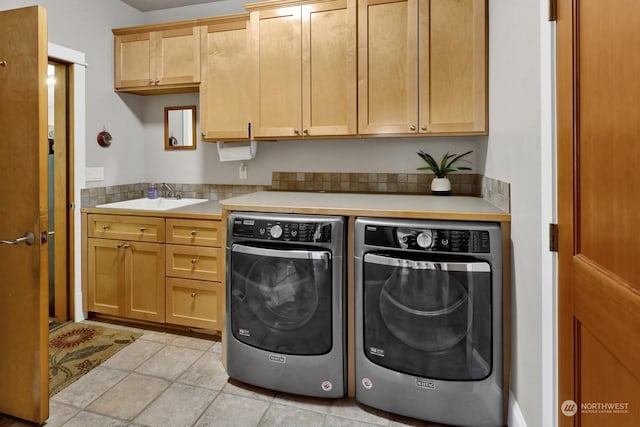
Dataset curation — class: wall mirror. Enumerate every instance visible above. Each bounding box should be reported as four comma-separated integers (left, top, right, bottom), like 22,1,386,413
165,105,196,150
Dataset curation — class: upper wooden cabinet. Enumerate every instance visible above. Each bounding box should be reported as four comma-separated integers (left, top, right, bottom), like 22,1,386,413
246,0,357,139
114,22,201,95
358,0,487,135
200,14,251,140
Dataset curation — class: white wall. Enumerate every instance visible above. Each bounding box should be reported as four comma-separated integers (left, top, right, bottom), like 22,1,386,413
485,1,546,427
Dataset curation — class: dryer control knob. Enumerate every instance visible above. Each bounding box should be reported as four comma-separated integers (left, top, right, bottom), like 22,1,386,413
270,224,283,239
416,231,433,249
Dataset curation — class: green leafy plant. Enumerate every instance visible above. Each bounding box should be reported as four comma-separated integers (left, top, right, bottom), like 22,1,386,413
416,150,473,178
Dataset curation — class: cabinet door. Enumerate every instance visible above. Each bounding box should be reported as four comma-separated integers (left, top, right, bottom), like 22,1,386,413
358,0,418,135
155,27,201,86
87,238,123,316
166,218,221,247
166,278,223,330
166,245,222,282
421,0,486,134
302,0,357,137
250,6,302,138
114,32,152,89
200,17,250,140
125,241,165,322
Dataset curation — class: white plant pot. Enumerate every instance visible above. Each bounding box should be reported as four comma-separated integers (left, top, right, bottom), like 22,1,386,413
431,177,451,196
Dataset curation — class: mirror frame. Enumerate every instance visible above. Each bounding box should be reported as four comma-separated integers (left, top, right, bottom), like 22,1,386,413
164,105,197,150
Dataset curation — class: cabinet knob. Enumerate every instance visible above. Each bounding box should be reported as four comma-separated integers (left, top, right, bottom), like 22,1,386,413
149,79,154,84
191,258,197,264
155,79,160,85
123,244,130,249
190,292,197,298
139,227,147,233
421,125,427,131
190,230,197,236
102,225,111,230
303,129,309,135
293,129,300,135
117,243,124,248
409,125,417,131
201,132,206,137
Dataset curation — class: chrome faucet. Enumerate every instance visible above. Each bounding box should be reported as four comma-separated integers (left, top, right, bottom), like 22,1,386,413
160,182,177,199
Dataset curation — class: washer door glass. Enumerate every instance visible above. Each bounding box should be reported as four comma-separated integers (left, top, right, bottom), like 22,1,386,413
231,244,333,355
363,253,492,381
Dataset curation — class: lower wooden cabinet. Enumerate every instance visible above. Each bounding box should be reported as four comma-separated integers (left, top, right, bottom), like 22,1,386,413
166,278,223,330
87,238,165,323
84,213,224,332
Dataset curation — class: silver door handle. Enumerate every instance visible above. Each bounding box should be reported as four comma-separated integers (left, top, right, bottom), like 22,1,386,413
1,231,35,246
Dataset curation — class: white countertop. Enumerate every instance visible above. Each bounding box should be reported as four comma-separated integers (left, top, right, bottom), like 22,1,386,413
220,191,510,222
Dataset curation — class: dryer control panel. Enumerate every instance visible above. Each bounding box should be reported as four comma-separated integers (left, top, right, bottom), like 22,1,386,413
232,217,332,242
364,225,490,253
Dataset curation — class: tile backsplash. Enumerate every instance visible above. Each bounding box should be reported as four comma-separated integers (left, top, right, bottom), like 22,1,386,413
271,172,481,196
81,173,510,213
81,183,271,208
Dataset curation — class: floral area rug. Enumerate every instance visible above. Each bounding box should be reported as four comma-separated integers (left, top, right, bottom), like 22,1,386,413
49,322,142,396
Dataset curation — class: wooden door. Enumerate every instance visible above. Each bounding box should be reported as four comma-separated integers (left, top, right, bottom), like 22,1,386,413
0,6,49,423
125,242,165,322
358,0,418,135
302,0,356,137
114,32,152,89
87,238,123,316
200,15,250,140
156,26,201,86
249,5,302,138
558,1,640,425
421,0,486,134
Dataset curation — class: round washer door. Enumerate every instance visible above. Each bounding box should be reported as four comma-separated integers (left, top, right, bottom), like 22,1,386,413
230,244,334,355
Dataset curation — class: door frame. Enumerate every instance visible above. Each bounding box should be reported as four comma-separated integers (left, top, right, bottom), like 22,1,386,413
48,43,86,321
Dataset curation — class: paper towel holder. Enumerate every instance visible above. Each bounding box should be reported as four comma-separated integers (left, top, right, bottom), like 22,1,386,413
216,140,257,162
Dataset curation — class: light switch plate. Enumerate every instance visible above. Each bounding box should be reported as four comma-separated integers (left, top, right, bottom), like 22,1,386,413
86,167,104,182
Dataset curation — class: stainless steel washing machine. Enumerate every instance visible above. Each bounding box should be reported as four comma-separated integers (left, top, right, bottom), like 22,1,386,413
226,212,346,398
354,217,503,426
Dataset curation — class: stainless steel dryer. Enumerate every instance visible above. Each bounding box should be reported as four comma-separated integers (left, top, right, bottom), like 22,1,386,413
226,212,346,398
354,217,503,427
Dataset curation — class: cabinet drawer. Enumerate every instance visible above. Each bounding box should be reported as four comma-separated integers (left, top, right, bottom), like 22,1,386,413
166,278,222,330
88,214,165,242
166,245,221,281
166,218,221,247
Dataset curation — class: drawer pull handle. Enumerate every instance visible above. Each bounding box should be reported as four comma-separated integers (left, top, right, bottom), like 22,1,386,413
191,292,197,298
191,258,197,264
102,225,110,230
140,227,147,232
190,230,197,236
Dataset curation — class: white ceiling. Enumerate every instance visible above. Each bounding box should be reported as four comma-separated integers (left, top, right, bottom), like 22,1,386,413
120,0,218,12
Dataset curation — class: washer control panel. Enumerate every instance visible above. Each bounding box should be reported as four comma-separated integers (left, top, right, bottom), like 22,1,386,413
232,217,332,242
365,225,490,253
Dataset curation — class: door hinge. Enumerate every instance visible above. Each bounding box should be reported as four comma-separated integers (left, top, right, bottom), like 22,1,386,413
549,0,557,21
549,223,558,252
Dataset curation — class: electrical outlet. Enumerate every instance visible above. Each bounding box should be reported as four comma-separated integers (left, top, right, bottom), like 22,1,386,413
239,162,248,180
86,167,104,182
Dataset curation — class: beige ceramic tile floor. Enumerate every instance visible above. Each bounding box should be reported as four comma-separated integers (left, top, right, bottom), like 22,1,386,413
2,320,444,427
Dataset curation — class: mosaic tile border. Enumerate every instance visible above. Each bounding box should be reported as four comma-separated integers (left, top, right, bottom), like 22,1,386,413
481,176,511,213
81,183,271,208
81,174,510,213
271,172,482,196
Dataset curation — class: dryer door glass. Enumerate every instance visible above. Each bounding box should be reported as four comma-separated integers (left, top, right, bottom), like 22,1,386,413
230,244,333,355
363,253,492,380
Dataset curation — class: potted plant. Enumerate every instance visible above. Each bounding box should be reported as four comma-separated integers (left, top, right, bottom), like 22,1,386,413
416,150,473,195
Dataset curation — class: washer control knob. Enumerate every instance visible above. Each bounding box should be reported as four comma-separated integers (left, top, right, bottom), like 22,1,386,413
270,224,283,239
416,231,433,249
